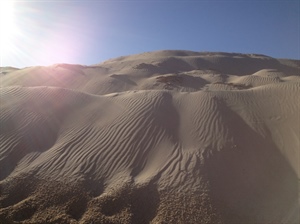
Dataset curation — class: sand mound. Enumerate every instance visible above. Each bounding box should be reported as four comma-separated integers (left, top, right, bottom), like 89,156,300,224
0,51,299,223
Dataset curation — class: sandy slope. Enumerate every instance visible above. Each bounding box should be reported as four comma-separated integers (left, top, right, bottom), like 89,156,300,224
0,50,299,223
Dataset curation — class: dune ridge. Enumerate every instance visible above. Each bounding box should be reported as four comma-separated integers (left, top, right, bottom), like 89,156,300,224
0,50,299,223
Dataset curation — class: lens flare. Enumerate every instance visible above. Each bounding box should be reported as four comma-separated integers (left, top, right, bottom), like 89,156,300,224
0,0,16,61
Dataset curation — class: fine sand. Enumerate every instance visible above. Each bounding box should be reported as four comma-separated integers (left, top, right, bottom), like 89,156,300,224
0,50,299,223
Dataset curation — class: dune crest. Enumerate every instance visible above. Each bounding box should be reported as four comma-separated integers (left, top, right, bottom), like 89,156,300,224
0,51,299,223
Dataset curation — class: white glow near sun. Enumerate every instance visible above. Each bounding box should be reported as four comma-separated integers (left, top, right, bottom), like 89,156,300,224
0,0,16,55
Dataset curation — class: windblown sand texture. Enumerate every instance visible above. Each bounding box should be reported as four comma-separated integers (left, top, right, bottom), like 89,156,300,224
0,50,299,224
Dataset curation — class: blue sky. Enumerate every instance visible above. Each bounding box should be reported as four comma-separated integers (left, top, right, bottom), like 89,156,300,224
1,0,299,68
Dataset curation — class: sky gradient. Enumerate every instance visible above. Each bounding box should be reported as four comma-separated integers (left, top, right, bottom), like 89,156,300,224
1,0,299,68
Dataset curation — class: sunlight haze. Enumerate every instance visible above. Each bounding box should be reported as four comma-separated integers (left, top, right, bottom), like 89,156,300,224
0,0,299,68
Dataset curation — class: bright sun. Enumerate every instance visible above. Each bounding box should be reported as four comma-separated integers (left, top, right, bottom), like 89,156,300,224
0,0,16,54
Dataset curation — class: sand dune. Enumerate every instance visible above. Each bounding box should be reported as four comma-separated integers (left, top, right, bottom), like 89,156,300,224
0,50,299,223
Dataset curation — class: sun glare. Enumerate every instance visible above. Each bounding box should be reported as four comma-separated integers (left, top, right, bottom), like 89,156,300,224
0,0,16,56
